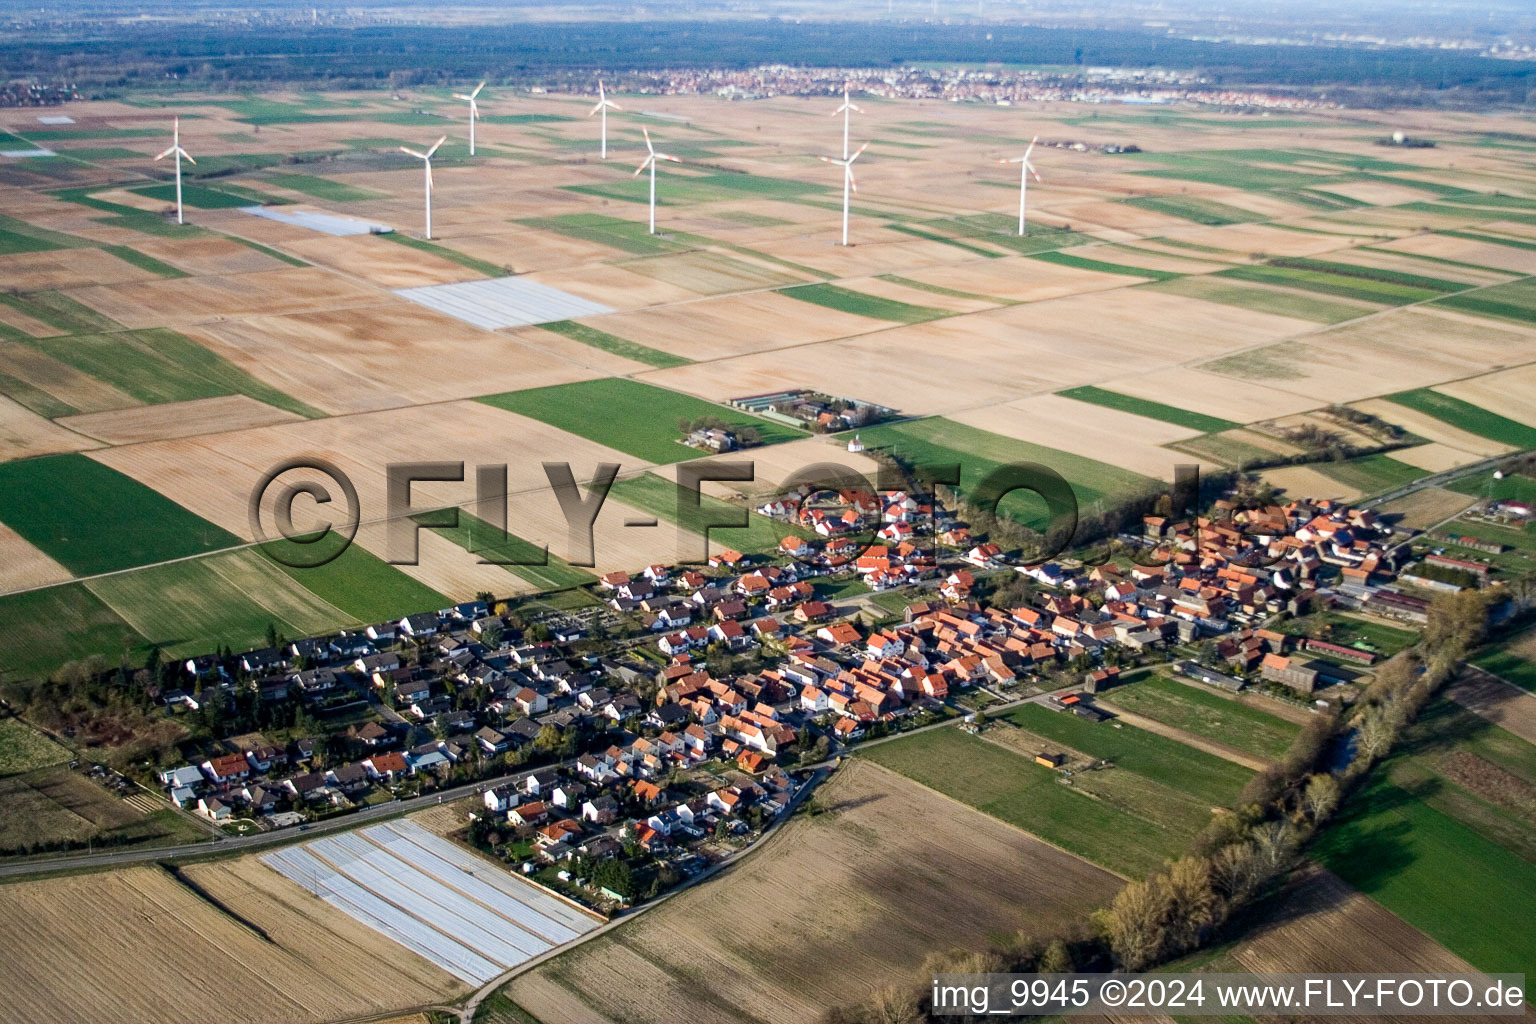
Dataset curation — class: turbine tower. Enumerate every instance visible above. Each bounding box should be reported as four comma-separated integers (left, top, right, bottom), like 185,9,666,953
830,82,862,160
589,79,622,160
453,81,485,156
399,135,446,239
633,127,679,235
1000,135,1042,236
154,116,195,225
820,142,867,246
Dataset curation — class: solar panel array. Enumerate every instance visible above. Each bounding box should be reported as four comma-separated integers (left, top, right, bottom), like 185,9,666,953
241,205,392,237
262,819,599,985
393,276,614,330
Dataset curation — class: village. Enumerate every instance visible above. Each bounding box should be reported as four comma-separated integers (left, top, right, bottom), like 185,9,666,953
134,463,1481,915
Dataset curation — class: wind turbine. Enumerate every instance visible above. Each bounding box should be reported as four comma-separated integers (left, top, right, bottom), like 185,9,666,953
399,135,446,239
453,81,485,156
1000,135,1042,236
154,116,195,225
830,82,862,160
820,142,867,246
589,79,622,160
633,127,679,235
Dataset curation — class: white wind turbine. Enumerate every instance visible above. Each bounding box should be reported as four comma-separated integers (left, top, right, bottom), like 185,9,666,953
632,127,679,235
1000,135,1042,236
453,81,485,156
154,116,195,225
399,135,446,238
589,79,622,160
830,82,862,160
820,141,867,246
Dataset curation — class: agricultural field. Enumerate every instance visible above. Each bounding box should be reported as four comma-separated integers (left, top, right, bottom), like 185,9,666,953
501,759,1119,1024
477,378,801,465
0,714,70,775
1097,673,1302,761
1054,384,1239,434
608,471,811,557
1312,698,1536,977
0,858,464,1024
863,724,1194,877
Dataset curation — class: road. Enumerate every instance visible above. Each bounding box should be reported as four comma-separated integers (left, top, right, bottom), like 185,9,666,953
0,757,574,880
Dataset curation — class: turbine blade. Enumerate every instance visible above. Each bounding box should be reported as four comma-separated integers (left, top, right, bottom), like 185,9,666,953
426,135,446,157
658,153,680,163
849,141,868,161
1025,160,1041,182
847,167,858,193
400,147,425,158
819,155,839,164
453,93,470,101
1023,134,1038,160
642,127,654,154
155,146,175,160
471,81,485,97
607,100,622,111
849,102,863,112
181,150,196,165
589,102,603,116
633,156,651,176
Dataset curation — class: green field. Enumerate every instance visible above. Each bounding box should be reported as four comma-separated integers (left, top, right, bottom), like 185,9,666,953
1438,228,1536,252
22,327,322,417
1282,612,1421,657
1384,389,1536,449
129,183,260,210
776,282,949,324
1447,471,1536,504
1434,276,1536,326
1104,674,1300,760
535,320,691,369
1313,746,1536,975
1028,249,1180,281
0,290,118,335
1004,703,1253,807
1215,264,1449,306
382,233,505,277
1123,195,1265,226
609,472,812,557
885,223,1003,258
477,378,802,465
1471,644,1536,692
420,511,596,592
0,583,145,680
0,213,90,254
855,417,1160,533
269,541,448,625
1145,274,1380,324
100,244,188,279
563,171,825,207
519,213,690,256
1056,385,1240,433
877,273,1006,304
1169,430,1297,469
264,172,388,202
0,716,71,776
1313,454,1428,497
0,455,241,577
862,726,1183,877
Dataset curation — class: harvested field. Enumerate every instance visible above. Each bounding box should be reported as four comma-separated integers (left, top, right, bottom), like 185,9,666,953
1156,221,1368,258
281,232,482,288
1435,363,1536,430
0,860,463,1024
1231,867,1490,1024
185,301,607,415
1201,308,1536,404
0,246,161,291
1380,231,1536,275
0,521,73,591
894,252,1138,303
124,235,291,276
55,394,303,444
574,289,889,361
950,394,1216,478
1391,442,1486,473
505,760,1118,1024
836,273,999,313
1352,397,1516,457
1325,246,1516,287
1105,366,1319,423
1263,463,1363,502
0,394,97,461
1143,273,1381,324
68,266,383,329
0,767,144,849
0,339,140,416
1377,486,1478,530
1449,670,1536,746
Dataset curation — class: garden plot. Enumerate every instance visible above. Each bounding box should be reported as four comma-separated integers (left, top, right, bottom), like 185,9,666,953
394,275,613,330
55,394,303,445
263,820,600,987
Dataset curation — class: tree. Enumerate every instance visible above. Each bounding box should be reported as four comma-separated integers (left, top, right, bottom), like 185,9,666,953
482,622,505,649
1097,875,1171,971
1301,773,1340,823
264,621,279,649
1164,856,1217,953
476,590,495,607
1037,938,1073,974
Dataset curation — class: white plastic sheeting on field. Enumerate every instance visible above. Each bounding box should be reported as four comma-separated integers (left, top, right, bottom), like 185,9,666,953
261,819,599,985
241,205,392,236
393,275,613,330
1,148,56,158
